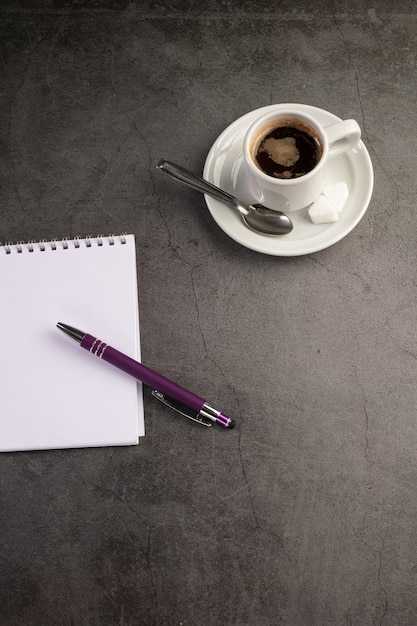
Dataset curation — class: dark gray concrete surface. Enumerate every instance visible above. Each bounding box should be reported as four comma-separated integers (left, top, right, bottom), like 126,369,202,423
1,1,417,624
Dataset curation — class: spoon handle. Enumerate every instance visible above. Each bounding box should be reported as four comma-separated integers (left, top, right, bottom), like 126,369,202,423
157,159,238,207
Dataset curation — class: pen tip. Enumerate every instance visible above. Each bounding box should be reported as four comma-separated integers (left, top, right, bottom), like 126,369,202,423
56,323,85,344
228,418,236,429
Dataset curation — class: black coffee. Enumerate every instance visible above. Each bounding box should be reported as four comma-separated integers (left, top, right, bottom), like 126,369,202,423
253,120,322,179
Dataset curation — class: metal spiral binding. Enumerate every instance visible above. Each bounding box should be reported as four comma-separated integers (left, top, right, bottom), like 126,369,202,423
1,235,128,254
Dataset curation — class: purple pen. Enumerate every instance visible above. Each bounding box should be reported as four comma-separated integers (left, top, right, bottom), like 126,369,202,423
57,323,235,429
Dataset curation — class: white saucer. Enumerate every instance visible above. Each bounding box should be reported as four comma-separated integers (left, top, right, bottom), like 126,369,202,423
203,104,374,256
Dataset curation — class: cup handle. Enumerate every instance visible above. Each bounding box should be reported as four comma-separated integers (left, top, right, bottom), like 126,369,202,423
325,119,361,158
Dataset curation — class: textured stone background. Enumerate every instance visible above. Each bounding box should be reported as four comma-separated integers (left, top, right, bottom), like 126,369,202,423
1,2,417,624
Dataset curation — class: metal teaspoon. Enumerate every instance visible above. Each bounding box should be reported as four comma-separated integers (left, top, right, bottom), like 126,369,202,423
157,159,293,236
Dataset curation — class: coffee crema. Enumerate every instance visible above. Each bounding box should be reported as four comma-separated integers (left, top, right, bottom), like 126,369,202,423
252,119,323,180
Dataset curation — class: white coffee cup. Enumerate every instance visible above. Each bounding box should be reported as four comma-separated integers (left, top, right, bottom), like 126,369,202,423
243,108,361,212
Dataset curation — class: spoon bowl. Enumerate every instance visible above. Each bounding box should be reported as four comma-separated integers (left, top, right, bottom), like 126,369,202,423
157,159,293,236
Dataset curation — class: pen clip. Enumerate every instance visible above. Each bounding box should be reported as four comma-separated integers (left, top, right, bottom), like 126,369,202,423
151,390,212,427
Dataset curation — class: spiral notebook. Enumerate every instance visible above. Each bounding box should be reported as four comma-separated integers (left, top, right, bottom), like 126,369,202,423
0,234,144,452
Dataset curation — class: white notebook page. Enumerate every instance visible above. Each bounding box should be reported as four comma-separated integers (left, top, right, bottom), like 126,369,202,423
0,234,144,452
